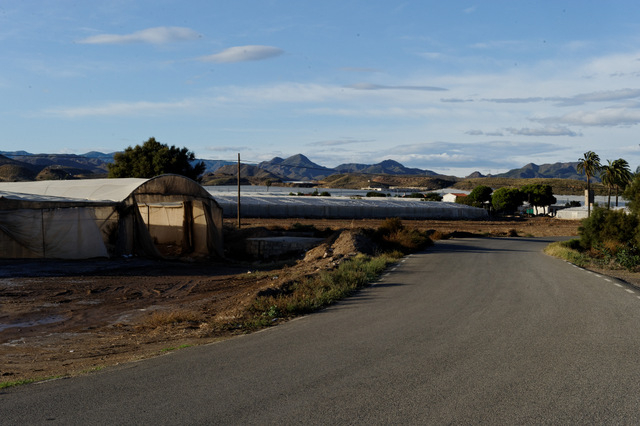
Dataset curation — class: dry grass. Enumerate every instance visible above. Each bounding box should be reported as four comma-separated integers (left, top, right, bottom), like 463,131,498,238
139,310,205,329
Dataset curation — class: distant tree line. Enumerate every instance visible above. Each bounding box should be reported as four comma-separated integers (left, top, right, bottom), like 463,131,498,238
455,183,556,215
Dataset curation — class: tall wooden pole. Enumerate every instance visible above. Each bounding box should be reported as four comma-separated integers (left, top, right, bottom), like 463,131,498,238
237,153,241,228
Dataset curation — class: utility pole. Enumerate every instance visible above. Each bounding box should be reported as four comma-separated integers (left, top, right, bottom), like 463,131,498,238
237,153,241,228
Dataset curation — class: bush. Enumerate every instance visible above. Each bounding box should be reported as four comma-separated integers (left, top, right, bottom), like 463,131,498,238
578,208,640,270
423,192,443,201
370,218,432,254
579,208,638,250
366,191,387,197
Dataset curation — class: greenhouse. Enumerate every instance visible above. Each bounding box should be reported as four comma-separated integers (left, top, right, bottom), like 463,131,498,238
212,193,488,220
0,175,224,259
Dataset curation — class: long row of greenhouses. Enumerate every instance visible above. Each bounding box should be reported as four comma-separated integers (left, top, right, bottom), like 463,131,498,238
211,194,488,220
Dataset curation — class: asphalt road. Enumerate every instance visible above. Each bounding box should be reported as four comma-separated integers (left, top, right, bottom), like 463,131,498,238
4,237,640,424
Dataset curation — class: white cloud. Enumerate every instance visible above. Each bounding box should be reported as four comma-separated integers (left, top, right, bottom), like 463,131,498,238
533,108,640,127
312,138,374,147
465,130,484,136
205,146,250,152
44,99,199,118
554,88,640,106
199,45,284,63
505,126,580,137
78,27,201,45
481,89,640,107
347,83,447,91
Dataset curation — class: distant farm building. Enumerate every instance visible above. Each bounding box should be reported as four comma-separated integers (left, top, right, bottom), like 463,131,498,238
0,175,223,259
442,193,467,203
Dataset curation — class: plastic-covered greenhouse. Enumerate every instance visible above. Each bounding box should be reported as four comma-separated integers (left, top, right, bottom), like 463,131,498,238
212,193,488,220
0,175,223,259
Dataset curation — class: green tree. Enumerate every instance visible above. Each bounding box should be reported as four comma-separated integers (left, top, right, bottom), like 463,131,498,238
491,187,524,214
576,150,601,217
520,184,556,215
600,161,616,209
108,137,205,181
469,185,493,204
624,173,640,217
612,158,632,207
456,185,492,208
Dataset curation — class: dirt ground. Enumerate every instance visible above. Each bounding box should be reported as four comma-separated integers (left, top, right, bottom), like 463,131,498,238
1,217,584,385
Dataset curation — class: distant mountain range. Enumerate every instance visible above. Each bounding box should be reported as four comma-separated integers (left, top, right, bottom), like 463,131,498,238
0,150,592,183
490,162,593,181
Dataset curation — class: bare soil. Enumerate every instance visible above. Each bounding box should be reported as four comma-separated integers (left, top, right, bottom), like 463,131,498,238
1,217,587,385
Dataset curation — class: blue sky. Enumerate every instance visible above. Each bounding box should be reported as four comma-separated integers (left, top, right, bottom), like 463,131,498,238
3,1,640,176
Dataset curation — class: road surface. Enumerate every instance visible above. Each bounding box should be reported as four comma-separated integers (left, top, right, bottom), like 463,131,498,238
4,237,640,424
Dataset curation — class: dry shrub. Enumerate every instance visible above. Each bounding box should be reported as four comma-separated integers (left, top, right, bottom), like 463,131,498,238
602,239,624,256
372,218,432,254
428,230,446,241
507,229,519,237
140,310,204,329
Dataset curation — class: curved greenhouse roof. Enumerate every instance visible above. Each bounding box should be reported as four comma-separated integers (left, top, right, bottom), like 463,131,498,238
0,175,213,204
0,175,223,259
212,193,488,220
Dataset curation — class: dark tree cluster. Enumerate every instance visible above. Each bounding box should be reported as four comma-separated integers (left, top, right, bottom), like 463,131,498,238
108,137,205,181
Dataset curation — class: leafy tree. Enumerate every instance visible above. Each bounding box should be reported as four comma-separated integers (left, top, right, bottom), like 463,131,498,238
456,185,492,208
576,150,601,216
612,158,632,207
520,184,556,215
600,161,616,209
108,137,205,181
491,187,524,214
469,185,493,204
624,173,640,217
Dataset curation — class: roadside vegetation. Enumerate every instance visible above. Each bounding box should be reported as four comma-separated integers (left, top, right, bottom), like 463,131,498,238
241,218,432,330
545,151,638,272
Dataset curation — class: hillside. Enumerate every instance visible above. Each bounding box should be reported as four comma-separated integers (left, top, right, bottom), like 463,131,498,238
258,154,335,180
0,154,39,181
334,159,438,176
320,173,457,190
453,177,607,196
201,163,282,186
493,162,596,181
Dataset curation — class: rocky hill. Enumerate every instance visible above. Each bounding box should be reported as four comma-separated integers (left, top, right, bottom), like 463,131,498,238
335,159,438,176
257,154,335,181
201,163,282,186
0,154,39,181
493,162,594,181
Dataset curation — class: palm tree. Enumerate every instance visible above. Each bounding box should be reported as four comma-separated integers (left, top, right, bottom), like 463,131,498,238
612,158,632,207
576,151,601,217
601,160,615,209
